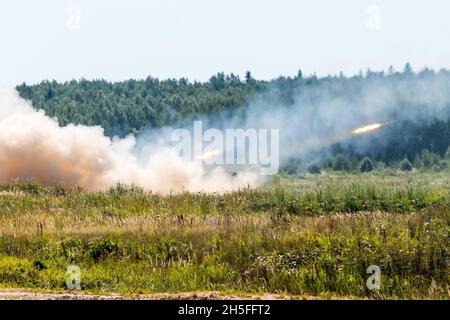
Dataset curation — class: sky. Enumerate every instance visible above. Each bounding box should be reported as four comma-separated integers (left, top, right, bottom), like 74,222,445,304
1,0,450,85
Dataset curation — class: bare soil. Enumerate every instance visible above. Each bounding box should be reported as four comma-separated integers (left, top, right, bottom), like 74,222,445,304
0,289,315,300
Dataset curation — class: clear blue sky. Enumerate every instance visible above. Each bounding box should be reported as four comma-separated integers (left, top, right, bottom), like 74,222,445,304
1,0,450,85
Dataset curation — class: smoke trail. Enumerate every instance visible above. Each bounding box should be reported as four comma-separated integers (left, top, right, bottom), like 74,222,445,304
0,88,260,193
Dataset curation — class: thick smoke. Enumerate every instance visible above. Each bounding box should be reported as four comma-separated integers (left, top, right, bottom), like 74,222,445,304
0,88,260,193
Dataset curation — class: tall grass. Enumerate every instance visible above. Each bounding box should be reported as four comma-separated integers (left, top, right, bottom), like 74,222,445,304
0,172,449,298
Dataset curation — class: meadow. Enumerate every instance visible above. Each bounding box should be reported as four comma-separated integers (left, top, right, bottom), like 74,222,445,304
0,171,449,299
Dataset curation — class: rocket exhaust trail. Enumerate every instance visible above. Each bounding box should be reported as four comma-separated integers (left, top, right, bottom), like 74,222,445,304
351,120,399,135
291,120,400,156
382,120,400,126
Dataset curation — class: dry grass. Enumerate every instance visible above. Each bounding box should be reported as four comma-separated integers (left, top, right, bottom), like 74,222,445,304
0,171,449,299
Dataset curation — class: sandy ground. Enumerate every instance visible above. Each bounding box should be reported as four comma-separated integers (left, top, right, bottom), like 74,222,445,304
0,289,307,300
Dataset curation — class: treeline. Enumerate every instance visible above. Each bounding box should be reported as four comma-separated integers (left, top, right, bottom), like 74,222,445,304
284,148,450,175
16,64,450,169
16,72,262,137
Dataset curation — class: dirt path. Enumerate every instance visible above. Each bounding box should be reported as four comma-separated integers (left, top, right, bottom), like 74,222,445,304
0,289,307,300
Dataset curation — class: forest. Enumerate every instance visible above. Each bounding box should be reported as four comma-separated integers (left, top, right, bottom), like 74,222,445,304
16,64,450,173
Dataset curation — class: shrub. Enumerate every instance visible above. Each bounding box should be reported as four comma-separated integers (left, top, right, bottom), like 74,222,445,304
107,183,145,197
60,238,84,261
415,149,441,169
400,158,413,171
31,259,47,271
282,158,301,175
332,154,350,171
20,182,47,195
285,166,298,175
87,237,121,262
432,161,448,171
359,157,374,173
307,164,321,174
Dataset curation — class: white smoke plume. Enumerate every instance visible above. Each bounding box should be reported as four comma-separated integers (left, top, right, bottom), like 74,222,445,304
239,69,450,163
0,88,260,193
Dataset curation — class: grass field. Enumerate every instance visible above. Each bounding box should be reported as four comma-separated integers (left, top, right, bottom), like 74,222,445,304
0,171,449,299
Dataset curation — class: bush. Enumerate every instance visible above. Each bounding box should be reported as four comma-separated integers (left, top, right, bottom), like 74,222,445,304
431,161,448,171
332,154,350,171
87,237,121,262
415,149,441,169
31,259,47,271
282,158,301,175
400,159,413,171
359,157,374,173
307,164,321,174
284,166,298,175
107,183,145,197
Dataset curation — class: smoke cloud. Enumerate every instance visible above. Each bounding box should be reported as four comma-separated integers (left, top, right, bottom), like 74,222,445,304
0,88,260,193
1,69,449,192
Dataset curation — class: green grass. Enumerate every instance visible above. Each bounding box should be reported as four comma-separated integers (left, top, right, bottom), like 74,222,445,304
0,171,449,299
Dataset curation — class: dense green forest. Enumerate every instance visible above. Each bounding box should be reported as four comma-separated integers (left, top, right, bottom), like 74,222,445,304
16,65,450,172
17,72,261,136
